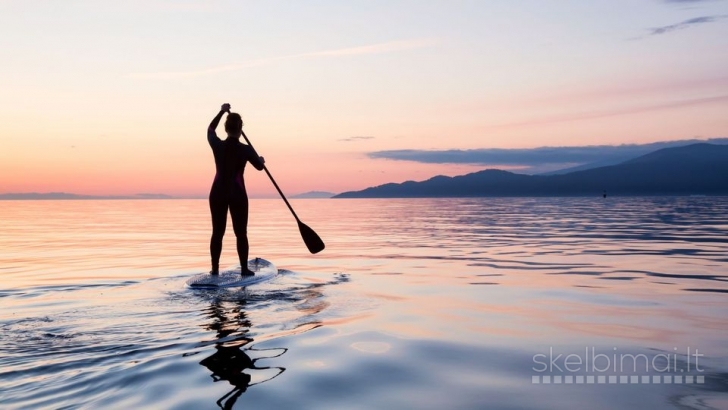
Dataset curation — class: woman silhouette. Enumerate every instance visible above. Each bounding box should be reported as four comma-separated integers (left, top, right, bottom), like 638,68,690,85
207,103,265,276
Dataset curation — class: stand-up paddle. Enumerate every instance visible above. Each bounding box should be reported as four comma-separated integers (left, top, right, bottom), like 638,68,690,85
241,130,325,254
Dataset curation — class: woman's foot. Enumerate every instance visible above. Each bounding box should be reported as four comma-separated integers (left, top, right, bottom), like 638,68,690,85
210,270,219,276
241,269,256,277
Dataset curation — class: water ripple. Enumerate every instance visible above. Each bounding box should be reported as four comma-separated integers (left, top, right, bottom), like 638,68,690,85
1,198,727,409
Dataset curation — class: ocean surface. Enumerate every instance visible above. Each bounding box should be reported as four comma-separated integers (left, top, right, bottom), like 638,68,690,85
1,198,727,410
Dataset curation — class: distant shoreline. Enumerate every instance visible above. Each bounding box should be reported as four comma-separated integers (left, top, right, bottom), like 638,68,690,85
336,144,728,198
331,194,728,199
0,193,198,200
0,191,335,200
2,194,727,201
0,197,203,200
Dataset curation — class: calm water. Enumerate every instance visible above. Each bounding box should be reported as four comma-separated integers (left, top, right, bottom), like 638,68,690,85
1,198,727,410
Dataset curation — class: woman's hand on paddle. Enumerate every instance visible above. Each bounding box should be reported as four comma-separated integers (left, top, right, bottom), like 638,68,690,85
259,156,265,165
209,104,229,131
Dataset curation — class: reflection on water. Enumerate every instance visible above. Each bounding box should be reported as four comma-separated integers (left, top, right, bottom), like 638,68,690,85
0,198,727,409
199,297,285,409
191,273,347,408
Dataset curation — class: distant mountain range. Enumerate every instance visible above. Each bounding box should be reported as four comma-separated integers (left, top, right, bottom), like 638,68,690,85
335,143,728,198
0,192,179,200
291,191,336,199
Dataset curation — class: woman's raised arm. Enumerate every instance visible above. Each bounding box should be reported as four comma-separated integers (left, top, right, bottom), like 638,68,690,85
207,103,231,143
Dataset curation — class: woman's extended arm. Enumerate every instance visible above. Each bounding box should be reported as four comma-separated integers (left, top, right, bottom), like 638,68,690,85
246,145,266,171
252,155,266,171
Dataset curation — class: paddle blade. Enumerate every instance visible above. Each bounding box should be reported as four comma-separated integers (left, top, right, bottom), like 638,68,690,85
298,220,325,254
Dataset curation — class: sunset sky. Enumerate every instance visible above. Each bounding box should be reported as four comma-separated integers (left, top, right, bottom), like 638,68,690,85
1,0,727,197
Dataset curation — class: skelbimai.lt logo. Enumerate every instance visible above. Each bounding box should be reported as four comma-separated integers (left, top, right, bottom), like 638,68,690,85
532,347,704,385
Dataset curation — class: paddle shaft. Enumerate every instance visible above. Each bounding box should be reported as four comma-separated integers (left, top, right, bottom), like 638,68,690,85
239,128,325,254
240,130,301,222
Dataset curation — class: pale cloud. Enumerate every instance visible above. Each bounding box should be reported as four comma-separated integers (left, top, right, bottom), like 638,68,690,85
124,0,222,12
368,138,728,170
298,38,440,58
663,0,722,3
125,58,281,80
490,94,728,129
339,136,376,142
648,15,727,36
126,38,440,80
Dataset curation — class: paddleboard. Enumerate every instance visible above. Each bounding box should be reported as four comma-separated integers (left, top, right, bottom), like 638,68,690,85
186,258,277,289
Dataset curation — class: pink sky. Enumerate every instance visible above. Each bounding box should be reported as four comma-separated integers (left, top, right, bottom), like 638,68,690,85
1,1,727,197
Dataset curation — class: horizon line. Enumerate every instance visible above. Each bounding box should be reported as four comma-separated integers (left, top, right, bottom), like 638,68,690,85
0,192,336,200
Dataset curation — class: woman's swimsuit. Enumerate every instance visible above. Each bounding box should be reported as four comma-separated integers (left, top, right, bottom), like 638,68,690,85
207,129,264,272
